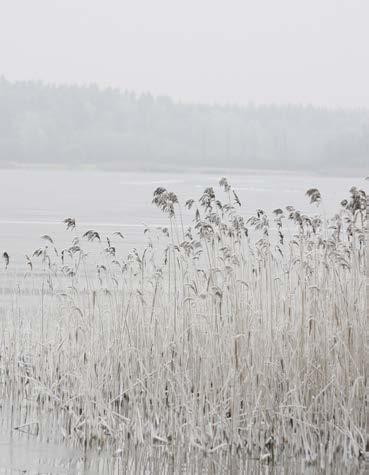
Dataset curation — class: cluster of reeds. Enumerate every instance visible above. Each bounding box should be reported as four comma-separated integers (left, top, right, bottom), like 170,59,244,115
0,178,368,472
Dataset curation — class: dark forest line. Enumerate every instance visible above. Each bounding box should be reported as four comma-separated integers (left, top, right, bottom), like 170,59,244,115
0,78,368,173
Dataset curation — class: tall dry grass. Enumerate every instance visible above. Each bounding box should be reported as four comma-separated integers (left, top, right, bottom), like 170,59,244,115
0,179,368,472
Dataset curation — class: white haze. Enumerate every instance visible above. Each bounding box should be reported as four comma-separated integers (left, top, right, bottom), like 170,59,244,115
1,0,369,108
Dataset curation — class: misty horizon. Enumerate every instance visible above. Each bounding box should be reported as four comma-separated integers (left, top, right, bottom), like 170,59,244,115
1,0,369,109
1,78,368,173
3,75,369,112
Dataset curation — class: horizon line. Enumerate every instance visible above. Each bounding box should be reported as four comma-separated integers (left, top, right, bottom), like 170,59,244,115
2,75,369,113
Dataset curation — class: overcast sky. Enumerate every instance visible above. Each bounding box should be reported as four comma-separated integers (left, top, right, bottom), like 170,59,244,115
1,0,368,108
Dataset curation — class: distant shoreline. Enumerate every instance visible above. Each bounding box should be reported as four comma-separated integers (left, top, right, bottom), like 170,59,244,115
0,162,365,178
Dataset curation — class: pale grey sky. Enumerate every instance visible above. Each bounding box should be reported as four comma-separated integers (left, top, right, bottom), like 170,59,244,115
1,0,368,107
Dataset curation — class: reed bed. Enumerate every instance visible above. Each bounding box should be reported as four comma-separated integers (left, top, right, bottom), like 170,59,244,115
0,179,368,473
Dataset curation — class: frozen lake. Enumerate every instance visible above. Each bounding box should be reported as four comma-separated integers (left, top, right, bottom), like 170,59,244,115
0,168,366,268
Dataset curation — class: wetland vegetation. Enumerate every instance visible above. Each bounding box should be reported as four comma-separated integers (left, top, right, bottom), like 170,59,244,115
0,178,368,473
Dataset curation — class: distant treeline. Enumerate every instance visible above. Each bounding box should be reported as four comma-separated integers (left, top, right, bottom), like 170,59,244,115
0,77,368,172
